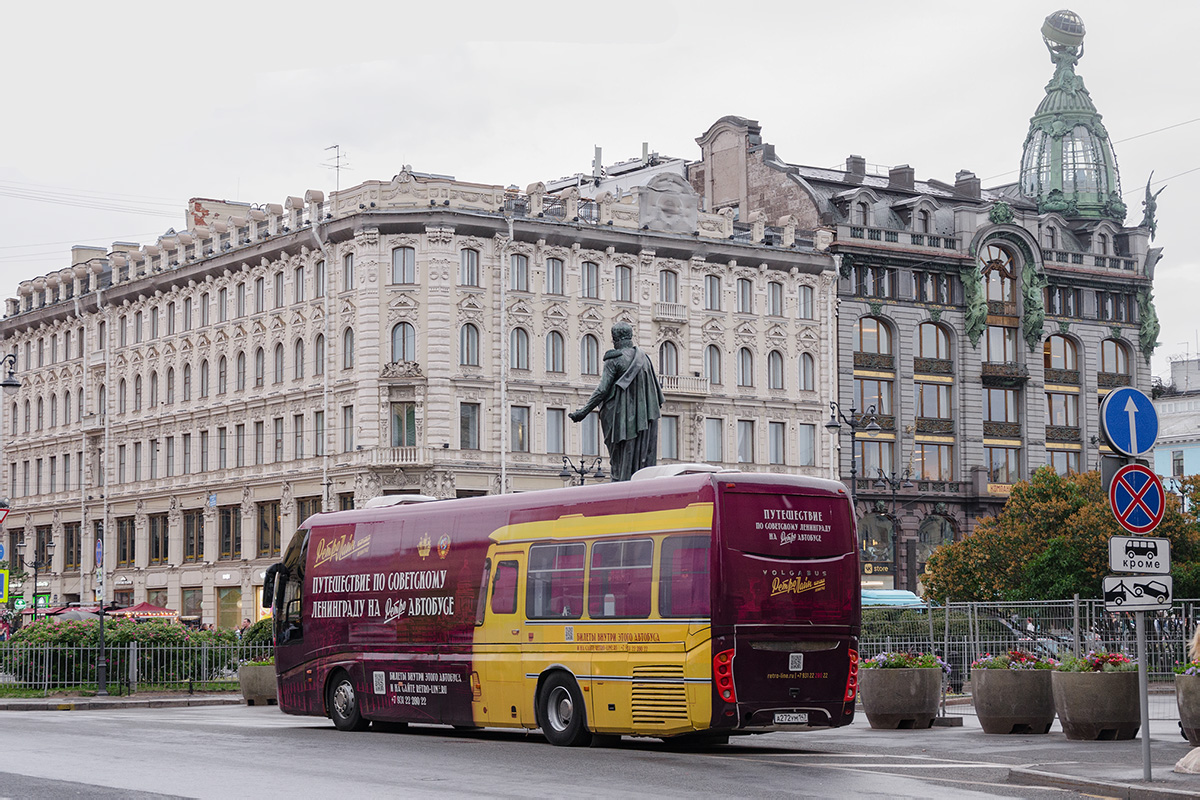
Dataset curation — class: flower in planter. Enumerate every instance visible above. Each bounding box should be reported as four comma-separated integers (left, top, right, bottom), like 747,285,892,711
971,649,1057,670
1056,650,1135,672
863,651,950,676
1173,661,1200,676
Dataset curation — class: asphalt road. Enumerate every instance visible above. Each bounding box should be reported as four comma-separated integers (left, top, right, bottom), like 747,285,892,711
0,705,1172,799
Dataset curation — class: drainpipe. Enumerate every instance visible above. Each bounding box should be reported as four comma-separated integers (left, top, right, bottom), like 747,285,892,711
499,216,511,494
308,223,332,511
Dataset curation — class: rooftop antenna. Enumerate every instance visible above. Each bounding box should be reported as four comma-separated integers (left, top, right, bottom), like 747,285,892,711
322,145,352,194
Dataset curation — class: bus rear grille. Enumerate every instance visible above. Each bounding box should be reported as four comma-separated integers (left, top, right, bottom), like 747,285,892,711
631,665,689,725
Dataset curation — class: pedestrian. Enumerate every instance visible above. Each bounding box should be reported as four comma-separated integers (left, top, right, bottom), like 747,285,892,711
237,618,251,640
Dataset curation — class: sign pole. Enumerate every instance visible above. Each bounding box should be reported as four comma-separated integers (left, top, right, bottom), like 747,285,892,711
1136,610,1151,781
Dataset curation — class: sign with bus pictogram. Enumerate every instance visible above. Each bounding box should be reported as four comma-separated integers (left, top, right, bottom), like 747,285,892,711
1109,536,1170,575
1108,464,1165,534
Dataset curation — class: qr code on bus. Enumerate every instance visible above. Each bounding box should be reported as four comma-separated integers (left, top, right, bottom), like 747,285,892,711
788,653,804,672
564,626,574,642
373,671,386,695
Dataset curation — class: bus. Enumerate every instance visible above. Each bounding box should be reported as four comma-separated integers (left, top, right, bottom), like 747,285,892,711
265,470,861,746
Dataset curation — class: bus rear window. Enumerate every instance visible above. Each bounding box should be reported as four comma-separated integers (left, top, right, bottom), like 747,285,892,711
588,539,652,619
659,534,710,618
527,543,584,619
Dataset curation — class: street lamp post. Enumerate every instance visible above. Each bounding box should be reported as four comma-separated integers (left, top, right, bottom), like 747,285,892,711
17,533,54,622
1164,476,1188,514
824,402,880,517
874,468,915,590
559,456,604,486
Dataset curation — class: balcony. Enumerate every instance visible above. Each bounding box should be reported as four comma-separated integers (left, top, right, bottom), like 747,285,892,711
1044,368,1080,385
1046,425,1081,443
987,300,1017,318
853,352,895,371
915,417,954,434
661,374,709,396
913,357,953,376
981,361,1029,387
983,421,1021,439
1098,371,1132,389
81,413,105,433
368,446,426,465
652,302,688,323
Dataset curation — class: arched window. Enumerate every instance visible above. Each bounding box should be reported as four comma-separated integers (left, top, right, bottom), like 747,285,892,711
510,328,529,370
63,391,71,425
800,353,816,391
97,384,106,415
768,350,784,389
916,515,955,576
659,341,678,376
917,322,951,359
857,316,893,354
1043,334,1078,370
134,375,143,409
391,247,415,284
981,244,1015,304
580,334,599,375
235,353,246,391
392,322,416,362
917,209,931,234
546,331,565,373
11,402,17,435
199,360,209,397
273,344,284,384
166,367,175,404
254,347,265,386
117,381,126,414
460,324,480,367
314,334,325,375
737,348,754,387
49,394,57,427
659,270,678,304
342,330,354,369
855,201,870,226
1101,338,1130,375
218,357,228,394
293,339,305,379
37,396,45,428
704,345,722,385
183,364,192,400
342,252,356,291
460,249,480,286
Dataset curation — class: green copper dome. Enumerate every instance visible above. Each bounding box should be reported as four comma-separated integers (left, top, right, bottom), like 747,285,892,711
1019,10,1126,222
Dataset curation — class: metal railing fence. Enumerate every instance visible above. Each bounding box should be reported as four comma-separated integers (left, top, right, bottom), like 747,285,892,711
0,643,274,696
860,597,1197,720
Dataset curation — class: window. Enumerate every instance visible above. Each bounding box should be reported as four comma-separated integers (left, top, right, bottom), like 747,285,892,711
63,522,80,571
581,261,599,298
218,356,227,394
1044,285,1079,317
293,340,304,379
659,341,678,376
510,328,529,370
1101,339,1129,374
293,267,305,303
119,316,128,348
546,331,565,373
460,324,479,367
546,408,565,454
854,439,894,477
391,322,416,362
986,446,1020,483
659,270,678,304
763,351,784,390
273,417,284,462
149,513,168,564
704,345,722,385
199,361,209,397
256,277,266,312
737,420,754,462
704,275,722,310
985,325,1017,362
527,542,584,619
184,510,203,562
581,412,599,456
588,539,653,619
183,296,193,330
342,253,355,291
219,506,241,559
705,417,724,462
1174,450,1185,477
460,404,480,449
661,415,678,460
273,272,284,308
857,316,892,354
736,348,754,387
914,271,952,304
293,414,305,458
341,405,354,452
315,260,326,298
797,423,816,466
131,444,139,482
235,352,246,391
200,293,210,326
659,534,709,617
917,323,951,359
258,500,281,558
913,443,953,480
800,353,815,392
983,388,1019,423
183,364,192,401
163,368,173,404
269,344,282,385
915,383,952,419
917,209,931,233
768,282,783,316
218,427,227,469
117,517,135,566
391,403,416,447
852,265,895,298
235,424,245,467
580,335,600,375
342,329,354,369
1049,450,1080,476
315,411,324,456
460,249,480,287
545,258,564,294
49,395,57,426
314,334,325,375
614,265,632,302
981,244,1015,304
1046,392,1079,426
169,302,179,334
254,347,265,387
510,254,529,291
511,406,530,452
854,377,893,414
296,496,321,525
490,561,519,615
218,287,228,322
200,430,209,471
1044,334,1077,370
854,201,869,226
255,421,264,464
736,278,753,313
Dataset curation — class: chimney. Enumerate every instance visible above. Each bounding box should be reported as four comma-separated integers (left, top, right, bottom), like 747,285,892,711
888,164,915,190
955,170,981,199
846,155,866,176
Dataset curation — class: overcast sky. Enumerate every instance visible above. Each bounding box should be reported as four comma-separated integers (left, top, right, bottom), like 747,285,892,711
0,0,1194,379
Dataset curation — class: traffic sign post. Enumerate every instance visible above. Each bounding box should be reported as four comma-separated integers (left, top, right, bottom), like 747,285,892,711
1109,536,1170,574
1100,387,1158,457
1108,464,1165,535
1103,574,1173,611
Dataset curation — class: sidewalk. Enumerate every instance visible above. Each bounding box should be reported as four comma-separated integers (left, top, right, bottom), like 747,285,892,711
0,692,242,711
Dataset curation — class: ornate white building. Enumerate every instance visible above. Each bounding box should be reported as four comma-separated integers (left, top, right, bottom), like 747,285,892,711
0,169,837,626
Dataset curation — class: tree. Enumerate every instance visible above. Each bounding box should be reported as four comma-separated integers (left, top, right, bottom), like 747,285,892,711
923,467,1200,602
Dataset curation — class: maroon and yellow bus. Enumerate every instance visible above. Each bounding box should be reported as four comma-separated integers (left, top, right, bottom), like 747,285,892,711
266,470,861,745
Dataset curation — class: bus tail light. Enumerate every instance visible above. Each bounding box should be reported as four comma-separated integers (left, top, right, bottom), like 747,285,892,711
713,648,736,703
843,649,859,702
470,671,482,700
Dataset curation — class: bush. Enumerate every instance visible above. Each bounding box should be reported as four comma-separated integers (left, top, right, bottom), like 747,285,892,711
1057,650,1135,672
241,617,274,647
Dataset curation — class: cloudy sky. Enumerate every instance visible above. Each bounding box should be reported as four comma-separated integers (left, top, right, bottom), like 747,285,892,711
0,0,1194,379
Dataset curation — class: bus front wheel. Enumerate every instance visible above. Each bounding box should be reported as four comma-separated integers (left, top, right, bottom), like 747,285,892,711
328,671,369,732
539,673,592,747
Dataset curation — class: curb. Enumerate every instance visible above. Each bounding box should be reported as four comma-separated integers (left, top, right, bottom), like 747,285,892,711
0,696,242,711
1009,766,1199,799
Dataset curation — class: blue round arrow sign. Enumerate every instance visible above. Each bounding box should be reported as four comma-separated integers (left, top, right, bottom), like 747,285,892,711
1109,464,1165,534
1100,387,1158,457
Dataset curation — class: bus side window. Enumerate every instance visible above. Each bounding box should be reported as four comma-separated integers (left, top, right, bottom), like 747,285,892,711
589,539,653,619
474,559,492,626
660,534,711,618
527,543,584,620
491,560,519,615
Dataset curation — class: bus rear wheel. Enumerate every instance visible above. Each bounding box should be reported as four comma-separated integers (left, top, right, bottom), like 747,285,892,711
539,673,592,747
328,671,369,732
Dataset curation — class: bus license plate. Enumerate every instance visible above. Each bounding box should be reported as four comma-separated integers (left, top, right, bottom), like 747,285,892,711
774,712,808,725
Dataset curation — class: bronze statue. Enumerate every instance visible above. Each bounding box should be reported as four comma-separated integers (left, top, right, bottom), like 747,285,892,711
1139,172,1165,241
569,322,664,481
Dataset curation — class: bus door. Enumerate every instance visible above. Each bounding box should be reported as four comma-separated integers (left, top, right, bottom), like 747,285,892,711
471,549,530,727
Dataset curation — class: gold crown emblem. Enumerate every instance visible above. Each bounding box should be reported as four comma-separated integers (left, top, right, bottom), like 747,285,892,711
417,534,432,559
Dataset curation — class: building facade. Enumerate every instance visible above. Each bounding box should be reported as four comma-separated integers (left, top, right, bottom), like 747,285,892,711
0,171,837,625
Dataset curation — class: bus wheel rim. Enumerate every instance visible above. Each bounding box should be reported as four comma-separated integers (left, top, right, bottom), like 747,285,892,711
548,686,573,731
334,682,355,717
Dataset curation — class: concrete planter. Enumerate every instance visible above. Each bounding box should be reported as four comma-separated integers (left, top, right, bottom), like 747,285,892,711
1051,670,1139,740
1177,674,1200,746
972,669,1055,734
238,663,278,706
859,667,941,729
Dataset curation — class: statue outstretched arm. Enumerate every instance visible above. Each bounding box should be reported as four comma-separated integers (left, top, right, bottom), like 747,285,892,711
570,360,618,422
